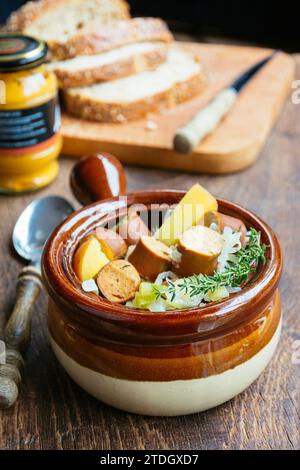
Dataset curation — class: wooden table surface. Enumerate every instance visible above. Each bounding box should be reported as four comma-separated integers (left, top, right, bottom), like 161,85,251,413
0,56,299,452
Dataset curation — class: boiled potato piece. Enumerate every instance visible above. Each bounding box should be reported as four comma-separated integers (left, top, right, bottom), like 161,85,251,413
74,236,109,281
155,184,218,246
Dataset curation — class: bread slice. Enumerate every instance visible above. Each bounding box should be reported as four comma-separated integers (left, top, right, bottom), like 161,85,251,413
6,1,172,61
6,0,130,55
53,18,172,61
63,48,205,123
48,42,168,88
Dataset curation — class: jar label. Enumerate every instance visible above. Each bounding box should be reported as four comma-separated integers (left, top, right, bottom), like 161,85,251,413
0,96,61,149
0,38,26,55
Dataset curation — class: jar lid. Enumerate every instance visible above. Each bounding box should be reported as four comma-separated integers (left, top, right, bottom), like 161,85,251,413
0,34,48,72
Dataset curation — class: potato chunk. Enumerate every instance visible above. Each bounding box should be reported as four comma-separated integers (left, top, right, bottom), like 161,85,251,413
97,260,141,303
155,183,218,246
73,236,110,281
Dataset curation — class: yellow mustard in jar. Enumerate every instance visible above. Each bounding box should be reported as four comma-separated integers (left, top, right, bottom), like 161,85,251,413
0,34,62,193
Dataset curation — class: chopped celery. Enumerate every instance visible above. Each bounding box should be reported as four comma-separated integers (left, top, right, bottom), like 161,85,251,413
132,282,166,309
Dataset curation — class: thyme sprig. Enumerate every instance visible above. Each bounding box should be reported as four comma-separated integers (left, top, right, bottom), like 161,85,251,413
155,228,267,302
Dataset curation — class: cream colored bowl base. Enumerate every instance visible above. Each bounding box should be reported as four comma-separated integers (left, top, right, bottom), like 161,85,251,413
50,321,281,416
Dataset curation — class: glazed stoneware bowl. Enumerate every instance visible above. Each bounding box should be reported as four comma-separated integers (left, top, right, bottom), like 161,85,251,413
42,190,282,416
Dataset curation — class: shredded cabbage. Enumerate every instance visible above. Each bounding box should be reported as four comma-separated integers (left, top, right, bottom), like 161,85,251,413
155,271,177,285
204,286,230,302
217,226,242,272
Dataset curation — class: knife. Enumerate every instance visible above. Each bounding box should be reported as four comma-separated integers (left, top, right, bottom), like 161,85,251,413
173,51,277,154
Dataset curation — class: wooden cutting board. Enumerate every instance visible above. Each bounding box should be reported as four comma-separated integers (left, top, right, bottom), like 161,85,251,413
61,42,295,173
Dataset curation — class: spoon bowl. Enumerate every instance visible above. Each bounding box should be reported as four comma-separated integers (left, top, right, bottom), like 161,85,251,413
12,196,74,262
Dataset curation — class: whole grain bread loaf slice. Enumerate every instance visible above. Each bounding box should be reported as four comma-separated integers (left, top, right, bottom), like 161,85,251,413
6,0,130,56
48,42,168,88
6,0,172,61
51,18,173,60
63,48,205,123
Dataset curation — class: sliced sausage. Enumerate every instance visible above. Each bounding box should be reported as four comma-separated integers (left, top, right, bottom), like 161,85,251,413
205,211,247,245
97,259,141,304
128,236,171,281
174,226,223,277
117,212,150,245
95,227,127,260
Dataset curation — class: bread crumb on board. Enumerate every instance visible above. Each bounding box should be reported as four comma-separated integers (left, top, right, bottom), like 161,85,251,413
145,120,158,131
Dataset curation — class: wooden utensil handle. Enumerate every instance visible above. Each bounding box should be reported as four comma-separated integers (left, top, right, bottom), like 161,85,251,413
0,378,18,409
173,87,238,154
0,349,23,408
0,265,42,409
5,265,42,352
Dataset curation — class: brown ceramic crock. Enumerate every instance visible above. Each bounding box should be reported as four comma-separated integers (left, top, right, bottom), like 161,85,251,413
42,190,282,416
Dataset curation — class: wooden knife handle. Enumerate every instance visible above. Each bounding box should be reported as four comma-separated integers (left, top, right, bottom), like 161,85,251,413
0,264,42,409
173,87,238,154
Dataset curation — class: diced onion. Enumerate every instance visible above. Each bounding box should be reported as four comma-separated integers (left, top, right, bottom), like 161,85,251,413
124,244,136,260
155,271,177,285
209,222,220,232
169,245,182,265
82,279,99,295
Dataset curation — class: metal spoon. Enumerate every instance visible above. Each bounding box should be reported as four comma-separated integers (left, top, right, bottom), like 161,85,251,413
0,196,74,408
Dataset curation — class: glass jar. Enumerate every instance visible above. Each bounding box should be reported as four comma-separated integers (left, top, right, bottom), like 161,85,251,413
42,192,282,416
0,34,61,193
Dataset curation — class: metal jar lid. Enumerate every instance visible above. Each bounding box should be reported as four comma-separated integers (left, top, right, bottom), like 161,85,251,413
0,34,48,72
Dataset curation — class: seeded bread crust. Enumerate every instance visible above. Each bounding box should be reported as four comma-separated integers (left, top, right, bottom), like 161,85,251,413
6,0,69,32
51,18,173,60
6,0,130,32
6,3,172,62
51,46,168,88
63,69,205,124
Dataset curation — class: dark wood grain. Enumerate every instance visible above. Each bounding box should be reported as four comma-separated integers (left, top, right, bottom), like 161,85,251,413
0,56,299,451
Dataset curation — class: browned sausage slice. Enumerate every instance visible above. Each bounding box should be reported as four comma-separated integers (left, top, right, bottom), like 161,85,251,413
174,226,223,277
95,227,127,260
205,211,247,245
97,259,141,304
117,212,150,245
128,236,171,281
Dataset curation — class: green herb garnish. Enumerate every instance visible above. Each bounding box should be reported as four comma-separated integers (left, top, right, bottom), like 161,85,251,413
155,228,267,302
